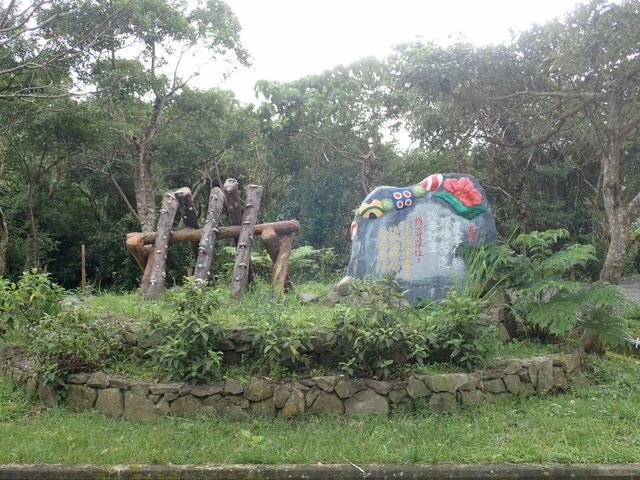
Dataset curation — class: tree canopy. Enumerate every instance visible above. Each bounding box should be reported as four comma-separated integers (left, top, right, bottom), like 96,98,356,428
1,0,639,287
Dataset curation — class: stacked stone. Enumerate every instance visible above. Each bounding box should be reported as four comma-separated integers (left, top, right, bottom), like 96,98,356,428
1,344,587,420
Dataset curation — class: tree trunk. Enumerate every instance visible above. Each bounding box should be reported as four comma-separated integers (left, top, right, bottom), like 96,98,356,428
194,187,225,284
144,192,178,299
599,196,630,284
26,183,38,268
132,141,156,233
230,185,263,299
599,103,631,285
0,206,7,277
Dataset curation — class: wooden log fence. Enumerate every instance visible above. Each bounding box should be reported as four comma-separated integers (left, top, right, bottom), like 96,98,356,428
125,180,299,300
145,192,179,300
175,187,200,257
230,185,263,299
194,187,225,284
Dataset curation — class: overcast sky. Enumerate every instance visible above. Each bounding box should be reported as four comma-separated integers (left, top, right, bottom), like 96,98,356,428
188,0,589,104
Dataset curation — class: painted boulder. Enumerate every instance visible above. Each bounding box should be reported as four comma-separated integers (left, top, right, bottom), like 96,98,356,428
346,173,498,304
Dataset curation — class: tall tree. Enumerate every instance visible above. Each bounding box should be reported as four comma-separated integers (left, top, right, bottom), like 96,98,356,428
391,0,640,283
81,0,249,232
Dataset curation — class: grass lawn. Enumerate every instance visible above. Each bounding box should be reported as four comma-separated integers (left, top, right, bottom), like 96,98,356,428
84,282,335,329
1,355,638,465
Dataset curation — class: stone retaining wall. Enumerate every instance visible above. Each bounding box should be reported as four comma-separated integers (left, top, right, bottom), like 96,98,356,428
0,344,587,421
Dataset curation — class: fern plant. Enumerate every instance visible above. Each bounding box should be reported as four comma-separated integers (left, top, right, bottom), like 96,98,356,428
503,230,631,347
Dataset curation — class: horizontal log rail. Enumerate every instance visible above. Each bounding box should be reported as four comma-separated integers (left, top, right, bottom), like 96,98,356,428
127,220,299,246
126,220,300,272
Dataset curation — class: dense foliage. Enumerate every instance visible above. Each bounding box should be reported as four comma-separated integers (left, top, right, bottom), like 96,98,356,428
0,0,639,288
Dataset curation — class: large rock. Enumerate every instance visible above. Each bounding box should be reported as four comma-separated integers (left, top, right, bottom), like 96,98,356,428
224,379,244,395
346,173,498,303
345,390,389,416
534,358,555,394
502,375,523,394
86,372,110,389
335,379,367,399
37,380,57,407
123,392,164,420
66,385,97,412
282,389,306,417
553,367,568,391
244,379,273,402
365,379,393,395
191,383,224,398
66,373,90,385
448,373,478,391
483,378,507,394
429,393,457,413
95,388,123,418
249,398,276,417
406,377,429,399
423,374,457,393
308,392,345,415
460,390,487,406
202,396,248,419
171,395,202,417
273,384,292,408
313,376,339,393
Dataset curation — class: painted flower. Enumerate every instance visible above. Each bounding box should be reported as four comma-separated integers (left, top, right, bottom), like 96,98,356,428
443,177,482,206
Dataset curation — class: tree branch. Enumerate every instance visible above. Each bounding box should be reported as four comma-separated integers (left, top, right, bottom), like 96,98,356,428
619,110,640,139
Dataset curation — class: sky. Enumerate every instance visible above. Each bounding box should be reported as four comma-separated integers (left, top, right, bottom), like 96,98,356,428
189,0,590,104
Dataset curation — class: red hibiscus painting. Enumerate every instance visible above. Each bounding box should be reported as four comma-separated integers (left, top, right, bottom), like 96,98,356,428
443,177,482,206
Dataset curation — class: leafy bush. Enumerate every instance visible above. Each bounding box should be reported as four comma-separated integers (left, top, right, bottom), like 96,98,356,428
0,270,64,333
332,278,430,377
424,292,500,369
26,306,124,385
146,280,226,382
249,300,315,373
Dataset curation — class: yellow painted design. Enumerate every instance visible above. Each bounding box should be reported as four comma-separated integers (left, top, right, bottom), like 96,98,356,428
356,199,385,219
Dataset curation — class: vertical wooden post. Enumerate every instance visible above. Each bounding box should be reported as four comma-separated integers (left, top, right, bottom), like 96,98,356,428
144,192,178,300
194,187,225,284
175,187,200,257
174,187,199,229
223,178,243,227
272,234,293,295
230,185,263,299
81,244,86,291
262,228,293,292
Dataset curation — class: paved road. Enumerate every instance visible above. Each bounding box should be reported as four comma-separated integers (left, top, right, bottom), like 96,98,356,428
619,277,640,304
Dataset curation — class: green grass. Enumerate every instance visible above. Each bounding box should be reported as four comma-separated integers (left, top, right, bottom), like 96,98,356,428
85,282,336,329
1,356,639,465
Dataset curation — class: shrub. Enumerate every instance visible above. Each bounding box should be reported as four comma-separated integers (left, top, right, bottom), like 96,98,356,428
0,270,64,333
332,278,430,377
26,306,124,385
146,280,226,382
424,291,500,369
249,300,315,374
